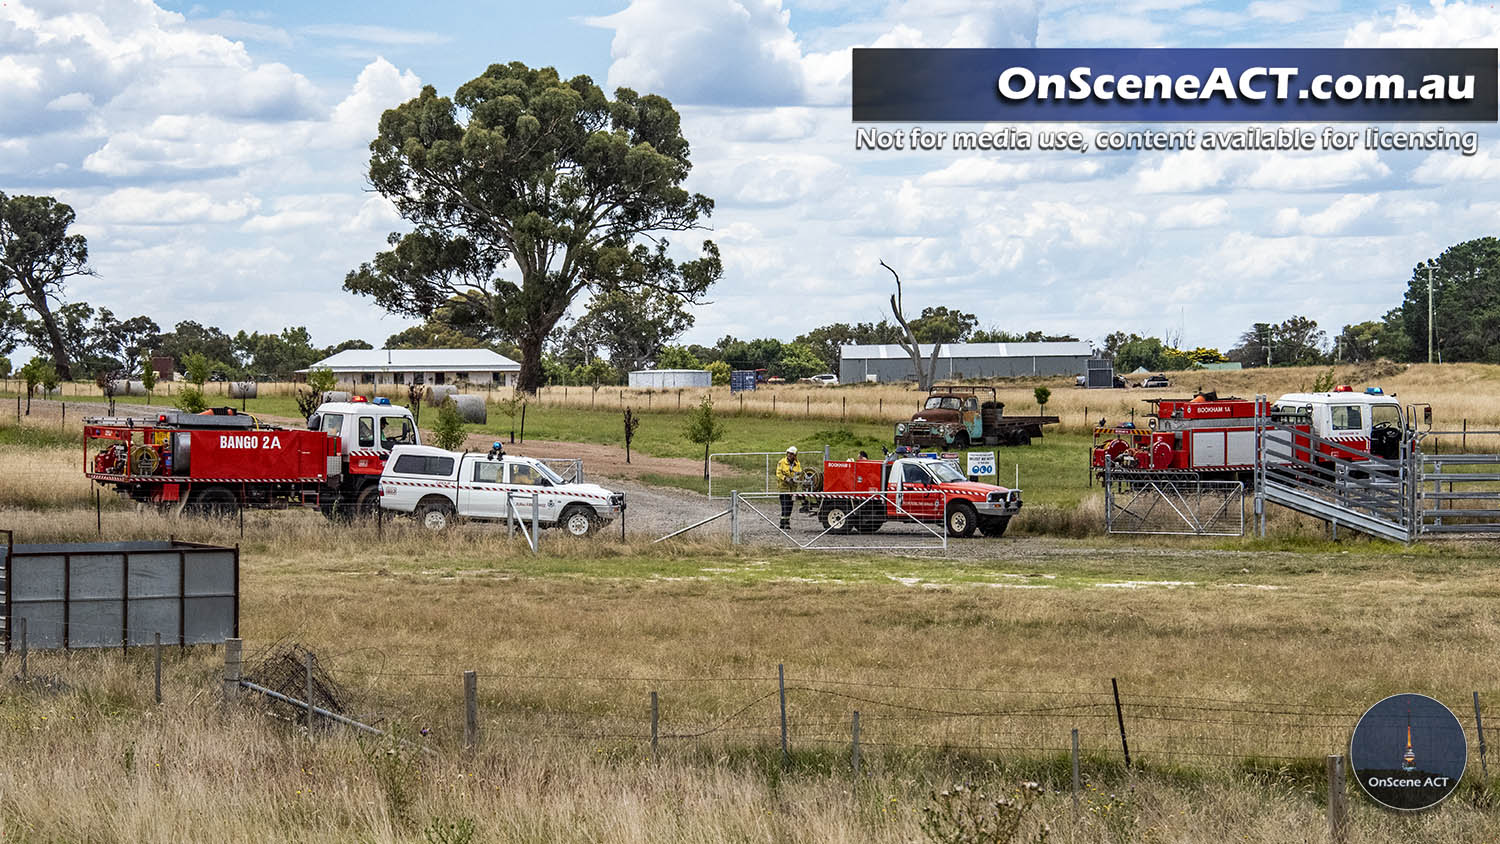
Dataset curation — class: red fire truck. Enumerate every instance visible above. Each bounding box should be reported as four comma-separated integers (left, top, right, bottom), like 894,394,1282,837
818,452,1022,537
84,398,419,517
1091,387,1406,478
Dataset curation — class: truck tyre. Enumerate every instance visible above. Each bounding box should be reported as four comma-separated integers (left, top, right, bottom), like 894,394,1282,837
978,516,1011,538
945,501,978,538
819,500,855,534
416,496,455,531
953,431,971,449
353,484,381,519
559,504,599,537
186,486,239,520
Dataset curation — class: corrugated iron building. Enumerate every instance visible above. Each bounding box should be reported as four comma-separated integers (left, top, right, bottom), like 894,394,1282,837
839,342,1094,384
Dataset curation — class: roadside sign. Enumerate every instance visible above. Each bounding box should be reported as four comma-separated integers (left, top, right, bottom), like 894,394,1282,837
967,451,996,477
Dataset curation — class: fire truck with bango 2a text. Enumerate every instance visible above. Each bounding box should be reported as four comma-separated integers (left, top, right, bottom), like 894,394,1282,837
84,397,418,518
1091,386,1407,479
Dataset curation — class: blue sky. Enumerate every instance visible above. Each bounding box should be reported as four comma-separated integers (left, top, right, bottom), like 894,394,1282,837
1,0,1497,362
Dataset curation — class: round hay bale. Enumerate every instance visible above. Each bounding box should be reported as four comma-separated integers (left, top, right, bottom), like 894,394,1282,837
321,390,351,404
426,384,458,403
452,394,487,424
228,381,257,399
108,379,148,397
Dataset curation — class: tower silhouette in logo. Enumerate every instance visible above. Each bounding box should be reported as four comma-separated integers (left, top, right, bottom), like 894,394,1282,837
1401,709,1417,772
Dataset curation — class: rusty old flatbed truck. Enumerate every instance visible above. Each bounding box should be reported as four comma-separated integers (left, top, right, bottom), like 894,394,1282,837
894,385,1059,449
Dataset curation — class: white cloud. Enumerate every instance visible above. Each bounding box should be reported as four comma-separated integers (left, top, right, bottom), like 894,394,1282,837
1240,150,1390,190
1272,194,1380,235
1134,150,1232,193
592,0,1039,106
1155,198,1230,229
88,188,259,225
1344,0,1500,47
326,57,422,146
589,0,806,105
917,157,1102,187
1248,0,1335,24
1411,145,1500,182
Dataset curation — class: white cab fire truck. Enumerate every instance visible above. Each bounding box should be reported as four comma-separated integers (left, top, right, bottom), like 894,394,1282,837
1091,387,1407,479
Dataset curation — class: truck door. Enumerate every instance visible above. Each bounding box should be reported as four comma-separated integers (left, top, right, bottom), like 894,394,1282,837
459,457,506,518
962,396,981,440
889,461,942,520
505,461,547,522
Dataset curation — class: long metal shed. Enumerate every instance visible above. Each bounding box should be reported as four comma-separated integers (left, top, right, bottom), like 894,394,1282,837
839,342,1095,384
0,534,239,651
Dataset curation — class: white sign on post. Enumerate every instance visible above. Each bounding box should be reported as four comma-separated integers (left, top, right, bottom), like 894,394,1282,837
966,451,996,477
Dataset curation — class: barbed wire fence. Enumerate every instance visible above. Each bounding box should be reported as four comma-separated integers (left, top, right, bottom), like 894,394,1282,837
199,639,1495,782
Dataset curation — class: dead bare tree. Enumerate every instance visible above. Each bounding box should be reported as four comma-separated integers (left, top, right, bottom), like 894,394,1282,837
882,260,942,390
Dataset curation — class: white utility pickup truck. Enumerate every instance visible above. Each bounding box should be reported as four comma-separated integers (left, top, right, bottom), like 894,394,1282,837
378,444,625,535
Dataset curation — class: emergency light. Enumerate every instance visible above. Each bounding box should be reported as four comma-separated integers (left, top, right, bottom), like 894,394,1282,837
1364,387,1384,395
372,397,391,405
1334,385,1353,392
351,395,368,403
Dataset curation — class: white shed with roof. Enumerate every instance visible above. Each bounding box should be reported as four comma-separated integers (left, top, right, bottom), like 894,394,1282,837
300,348,521,387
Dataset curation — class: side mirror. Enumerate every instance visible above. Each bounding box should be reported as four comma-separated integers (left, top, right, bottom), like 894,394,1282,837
1424,406,1433,426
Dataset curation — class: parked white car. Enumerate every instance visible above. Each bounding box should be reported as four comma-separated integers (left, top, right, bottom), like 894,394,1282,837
802,373,838,385
378,445,625,535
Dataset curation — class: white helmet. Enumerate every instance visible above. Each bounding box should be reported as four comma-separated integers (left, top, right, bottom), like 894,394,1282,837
786,446,798,455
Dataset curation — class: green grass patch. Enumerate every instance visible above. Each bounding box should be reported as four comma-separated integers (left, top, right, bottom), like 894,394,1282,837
0,422,83,447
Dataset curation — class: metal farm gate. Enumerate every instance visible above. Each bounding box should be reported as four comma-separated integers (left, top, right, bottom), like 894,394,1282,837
1103,467,1244,536
1413,427,1500,536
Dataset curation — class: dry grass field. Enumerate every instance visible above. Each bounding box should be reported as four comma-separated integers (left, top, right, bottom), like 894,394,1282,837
0,507,1497,842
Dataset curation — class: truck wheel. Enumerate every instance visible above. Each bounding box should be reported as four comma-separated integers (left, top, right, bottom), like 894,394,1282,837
978,516,1011,538
945,501,978,538
819,500,855,534
953,431,971,449
559,504,599,537
353,484,381,519
185,486,239,520
416,497,454,531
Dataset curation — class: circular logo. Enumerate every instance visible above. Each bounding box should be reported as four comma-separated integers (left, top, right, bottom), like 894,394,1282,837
1349,693,1467,812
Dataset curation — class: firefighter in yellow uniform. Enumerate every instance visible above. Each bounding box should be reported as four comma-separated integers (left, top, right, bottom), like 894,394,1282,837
776,446,800,530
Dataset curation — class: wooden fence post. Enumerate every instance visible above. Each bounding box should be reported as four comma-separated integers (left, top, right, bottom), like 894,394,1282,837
18,617,27,679
650,690,659,762
305,651,316,727
464,671,479,750
851,710,861,776
778,663,789,766
154,632,162,704
1071,728,1081,816
222,638,242,704
1111,678,1130,768
1326,755,1348,843
1475,692,1488,777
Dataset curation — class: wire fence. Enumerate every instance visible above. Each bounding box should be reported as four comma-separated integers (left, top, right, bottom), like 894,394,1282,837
10,632,1491,787
214,641,1494,777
